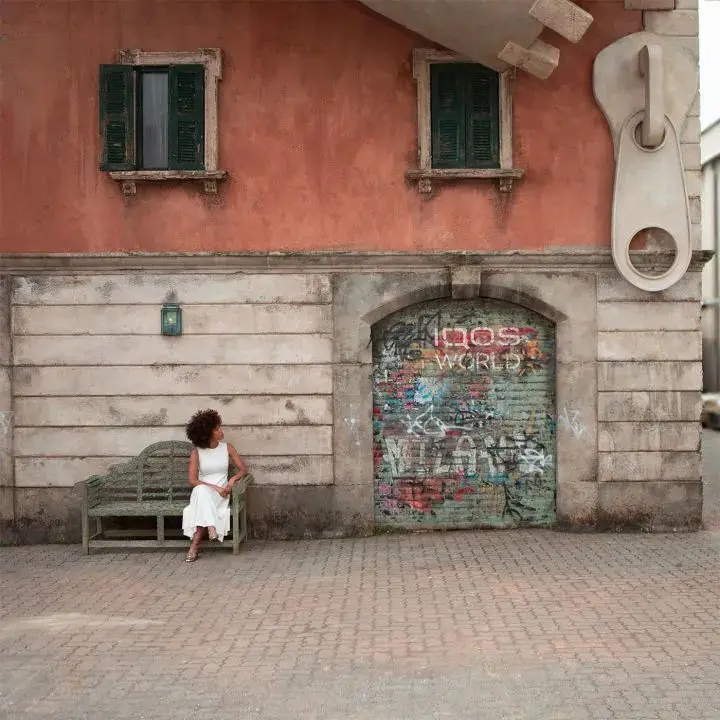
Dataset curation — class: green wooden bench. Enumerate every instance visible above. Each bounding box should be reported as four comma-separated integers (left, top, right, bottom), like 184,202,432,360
76,440,252,555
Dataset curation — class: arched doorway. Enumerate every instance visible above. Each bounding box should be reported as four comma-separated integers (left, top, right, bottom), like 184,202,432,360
372,298,556,530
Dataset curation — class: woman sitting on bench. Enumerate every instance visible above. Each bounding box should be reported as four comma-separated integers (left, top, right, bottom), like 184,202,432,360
183,409,248,563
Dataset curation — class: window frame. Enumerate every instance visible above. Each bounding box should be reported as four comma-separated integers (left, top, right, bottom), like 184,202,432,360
409,49,523,194
105,48,225,194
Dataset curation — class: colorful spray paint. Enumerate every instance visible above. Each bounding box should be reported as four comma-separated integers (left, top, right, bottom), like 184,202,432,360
372,299,556,529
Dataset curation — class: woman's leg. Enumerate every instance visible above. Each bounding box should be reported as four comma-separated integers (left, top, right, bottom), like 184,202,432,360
208,525,218,540
185,527,204,562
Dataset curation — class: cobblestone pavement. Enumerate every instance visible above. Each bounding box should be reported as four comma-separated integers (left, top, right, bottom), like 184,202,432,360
1,526,720,720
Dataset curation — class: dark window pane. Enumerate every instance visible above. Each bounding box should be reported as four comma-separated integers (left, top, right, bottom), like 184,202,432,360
141,72,168,170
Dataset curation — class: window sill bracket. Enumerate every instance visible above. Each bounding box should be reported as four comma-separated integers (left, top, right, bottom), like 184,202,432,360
108,170,229,195
406,168,525,194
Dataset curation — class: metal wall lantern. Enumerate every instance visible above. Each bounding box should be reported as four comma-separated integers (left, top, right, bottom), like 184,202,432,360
161,303,183,336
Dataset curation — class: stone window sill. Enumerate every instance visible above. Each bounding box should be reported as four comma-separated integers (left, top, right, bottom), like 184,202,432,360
407,168,525,194
108,170,229,195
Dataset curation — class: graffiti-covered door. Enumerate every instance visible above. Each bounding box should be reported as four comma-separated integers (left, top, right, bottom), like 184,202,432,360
372,299,556,530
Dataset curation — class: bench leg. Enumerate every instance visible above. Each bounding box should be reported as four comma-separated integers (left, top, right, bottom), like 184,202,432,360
241,501,248,544
157,516,165,546
95,517,102,538
233,500,240,555
82,510,89,555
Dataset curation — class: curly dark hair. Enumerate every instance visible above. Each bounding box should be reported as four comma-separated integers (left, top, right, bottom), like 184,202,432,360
186,409,222,448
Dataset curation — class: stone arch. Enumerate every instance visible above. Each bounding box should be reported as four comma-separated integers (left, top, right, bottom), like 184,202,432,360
356,274,568,359
476,283,568,325
332,270,597,531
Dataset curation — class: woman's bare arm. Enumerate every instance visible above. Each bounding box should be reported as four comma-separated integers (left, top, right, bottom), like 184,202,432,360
188,448,200,486
227,443,248,486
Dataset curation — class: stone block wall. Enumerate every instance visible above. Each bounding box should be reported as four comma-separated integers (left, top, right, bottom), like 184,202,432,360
6,272,336,541
0,253,706,542
596,271,702,528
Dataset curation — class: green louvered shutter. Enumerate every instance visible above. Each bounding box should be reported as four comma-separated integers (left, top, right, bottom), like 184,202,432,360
99,65,135,170
168,65,205,170
431,64,465,169
465,65,500,168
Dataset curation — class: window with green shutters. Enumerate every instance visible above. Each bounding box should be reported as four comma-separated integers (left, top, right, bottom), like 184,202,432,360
99,64,205,171
99,65,135,170
409,50,520,194
430,63,500,170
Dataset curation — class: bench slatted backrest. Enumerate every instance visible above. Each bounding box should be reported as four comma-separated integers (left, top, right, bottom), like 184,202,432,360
95,458,142,504
89,440,241,507
138,441,193,503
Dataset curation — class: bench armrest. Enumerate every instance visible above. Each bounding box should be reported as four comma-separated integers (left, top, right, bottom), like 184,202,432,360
232,472,254,499
75,475,106,509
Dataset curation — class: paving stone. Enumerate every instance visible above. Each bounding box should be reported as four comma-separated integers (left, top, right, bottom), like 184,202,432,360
1,527,720,719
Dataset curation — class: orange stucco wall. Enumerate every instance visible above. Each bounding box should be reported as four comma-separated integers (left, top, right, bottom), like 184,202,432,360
0,1,639,253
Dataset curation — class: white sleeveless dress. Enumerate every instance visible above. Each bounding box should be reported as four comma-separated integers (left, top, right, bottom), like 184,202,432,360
182,442,231,542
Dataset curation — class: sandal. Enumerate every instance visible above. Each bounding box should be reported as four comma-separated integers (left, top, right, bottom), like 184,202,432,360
185,547,199,563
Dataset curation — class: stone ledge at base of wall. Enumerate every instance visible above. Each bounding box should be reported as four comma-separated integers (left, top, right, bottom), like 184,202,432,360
0,485,376,545
1,487,83,545
246,485,374,540
596,481,702,532
0,482,705,545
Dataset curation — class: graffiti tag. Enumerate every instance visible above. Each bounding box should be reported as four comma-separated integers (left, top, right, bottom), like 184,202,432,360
518,448,554,475
435,326,525,349
402,404,466,438
559,406,587,440
0,411,12,436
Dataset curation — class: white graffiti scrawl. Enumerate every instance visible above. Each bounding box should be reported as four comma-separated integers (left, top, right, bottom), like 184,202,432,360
0,411,12,436
518,448,554,475
559,406,587,440
402,404,466,438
